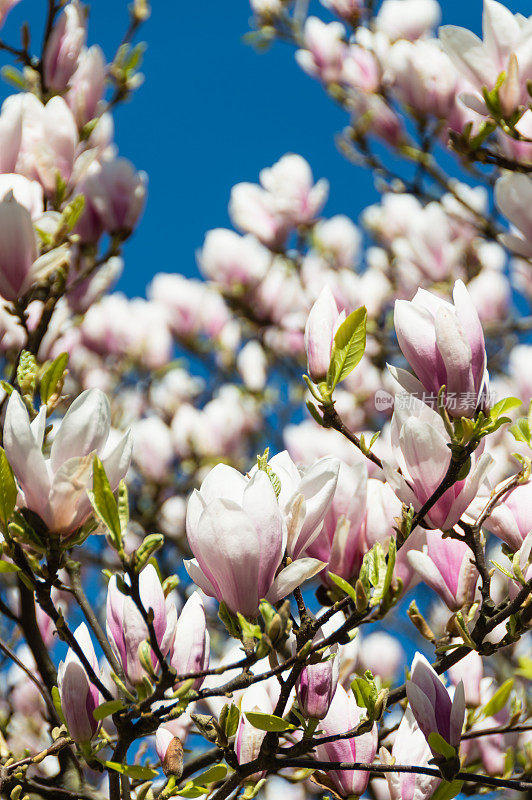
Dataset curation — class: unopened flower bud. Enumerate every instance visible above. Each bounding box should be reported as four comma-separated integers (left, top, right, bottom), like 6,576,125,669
407,601,435,641
155,727,183,778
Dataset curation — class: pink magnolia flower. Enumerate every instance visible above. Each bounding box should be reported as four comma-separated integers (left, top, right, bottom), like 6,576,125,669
43,0,87,92
229,182,289,249
3,388,132,535
296,620,339,720
448,650,483,707
358,632,404,684
263,450,340,560
383,393,492,530
132,416,174,483
0,174,43,218
495,173,532,259
78,158,147,236
304,285,345,383
0,195,39,300
8,93,78,195
66,45,106,126
185,464,324,616
320,0,363,23
392,280,489,418
385,39,458,119
305,461,367,583
314,215,361,270
376,0,441,41
406,653,465,754
58,622,100,743
106,564,177,687
440,0,532,117
235,680,280,777
295,17,347,85
380,708,440,800
315,684,378,797
479,479,532,551
407,529,478,610
0,97,22,173
259,153,329,227
169,592,210,690
198,228,271,288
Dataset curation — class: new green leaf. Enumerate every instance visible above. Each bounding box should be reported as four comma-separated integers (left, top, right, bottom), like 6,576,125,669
327,306,367,391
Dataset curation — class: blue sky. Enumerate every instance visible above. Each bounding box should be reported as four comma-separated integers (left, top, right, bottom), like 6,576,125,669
2,0,531,297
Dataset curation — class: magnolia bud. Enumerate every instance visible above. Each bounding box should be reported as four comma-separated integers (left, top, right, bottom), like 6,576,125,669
155,727,183,778
407,601,435,641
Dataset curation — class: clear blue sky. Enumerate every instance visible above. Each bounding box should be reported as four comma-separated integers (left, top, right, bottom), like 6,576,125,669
2,0,531,297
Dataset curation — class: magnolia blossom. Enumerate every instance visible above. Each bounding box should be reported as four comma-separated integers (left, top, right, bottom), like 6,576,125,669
295,17,347,84
385,40,458,119
296,620,339,720
170,592,210,690
375,0,440,41
478,479,532,551
263,450,340,560
315,685,378,797
185,464,325,616
4,389,132,535
383,394,492,530
440,0,532,116
358,632,404,684
408,529,478,610
107,564,177,686
448,650,483,708
406,653,465,754
43,0,87,91
0,196,39,300
7,93,78,195
197,228,271,288
259,153,329,227
235,680,280,777
392,280,489,418
78,158,147,237
132,416,174,483
66,45,106,126
58,623,100,743
314,215,361,269
495,173,532,259
305,461,367,582
380,708,440,800
305,285,345,383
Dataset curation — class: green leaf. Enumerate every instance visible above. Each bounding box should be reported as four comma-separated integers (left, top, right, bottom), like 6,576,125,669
93,699,125,721
382,536,396,599
244,711,294,732
326,306,367,391
429,779,464,800
482,678,513,718
174,783,206,798
0,560,20,573
118,480,129,535
351,673,378,716
104,761,158,780
220,702,240,738
88,456,122,548
40,352,68,404
327,572,358,605
218,601,241,639
489,396,521,420
237,613,262,641
0,447,17,530
306,400,324,426
51,686,67,727
510,417,531,446
194,764,227,784
427,732,456,760
516,656,532,679
62,195,85,232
